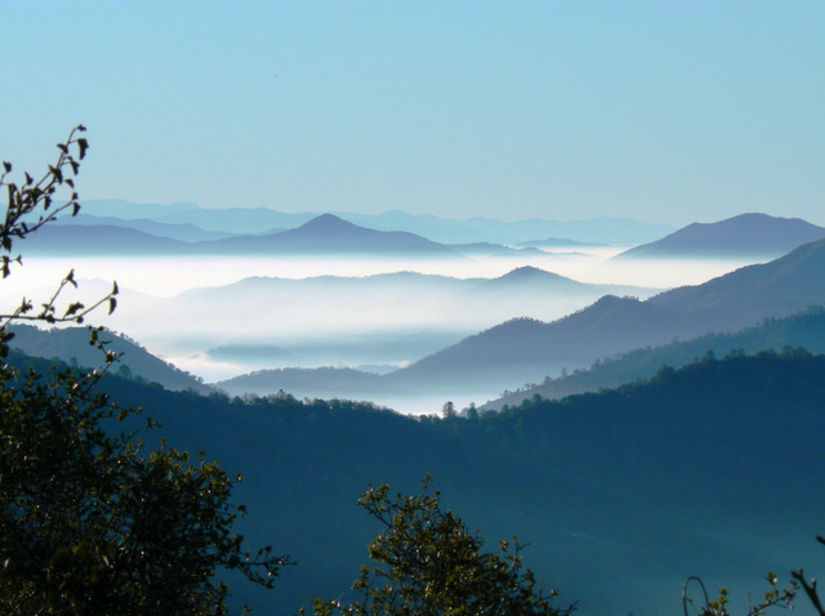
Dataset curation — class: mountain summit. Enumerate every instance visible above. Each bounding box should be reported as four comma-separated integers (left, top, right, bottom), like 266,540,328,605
615,213,825,259
287,213,366,238
199,213,461,255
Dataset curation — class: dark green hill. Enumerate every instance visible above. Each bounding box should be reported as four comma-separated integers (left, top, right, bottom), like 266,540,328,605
15,348,821,616
7,324,212,394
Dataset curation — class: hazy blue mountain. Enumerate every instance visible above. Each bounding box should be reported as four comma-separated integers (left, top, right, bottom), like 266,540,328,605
479,265,593,291
383,296,717,392
23,348,825,616
483,305,825,410
83,199,315,234
158,267,653,389
614,213,825,260
195,214,462,255
650,236,825,327
378,237,825,397
7,324,211,393
18,224,190,254
54,213,238,242
217,367,385,398
176,266,648,303
83,199,673,245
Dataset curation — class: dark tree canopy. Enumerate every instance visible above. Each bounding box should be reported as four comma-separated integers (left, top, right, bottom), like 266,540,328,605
307,477,573,616
0,128,287,615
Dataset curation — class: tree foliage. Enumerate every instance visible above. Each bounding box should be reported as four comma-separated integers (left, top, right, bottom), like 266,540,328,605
0,128,287,615
307,477,573,616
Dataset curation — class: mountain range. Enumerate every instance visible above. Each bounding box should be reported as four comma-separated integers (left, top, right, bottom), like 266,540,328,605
28,208,825,267
483,305,825,410
81,199,674,244
385,235,825,392
24,214,568,258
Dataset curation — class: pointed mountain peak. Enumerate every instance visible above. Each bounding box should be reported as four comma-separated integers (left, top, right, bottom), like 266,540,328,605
490,266,579,286
297,213,359,231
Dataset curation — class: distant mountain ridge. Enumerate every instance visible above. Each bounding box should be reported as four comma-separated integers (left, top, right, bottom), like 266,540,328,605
615,213,825,259
25,214,563,257
53,213,238,242
17,224,190,254
197,213,460,255
7,325,212,394
82,199,674,244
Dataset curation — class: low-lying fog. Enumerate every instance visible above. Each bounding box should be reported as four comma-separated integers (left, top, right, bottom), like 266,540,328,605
3,249,765,414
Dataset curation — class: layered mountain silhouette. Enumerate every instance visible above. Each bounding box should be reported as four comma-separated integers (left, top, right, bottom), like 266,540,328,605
7,325,212,393
18,224,190,254
384,237,825,393
55,213,238,242
197,213,460,255
83,199,674,244
614,213,825,259
26,214,556,257
483,305,825,410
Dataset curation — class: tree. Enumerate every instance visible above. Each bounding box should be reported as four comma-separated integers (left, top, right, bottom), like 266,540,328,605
306,477,573,616
0,127,287,615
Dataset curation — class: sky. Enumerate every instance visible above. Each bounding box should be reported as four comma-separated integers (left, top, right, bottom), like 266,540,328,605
1,1,823,225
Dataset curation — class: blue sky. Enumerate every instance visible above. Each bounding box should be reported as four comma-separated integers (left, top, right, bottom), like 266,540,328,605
1,1,823,224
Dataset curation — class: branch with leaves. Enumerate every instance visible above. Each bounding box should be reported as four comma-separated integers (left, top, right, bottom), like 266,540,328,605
306,476,572,616
791,536,825,616
0,125,118,351
0,128,290,615
684,569,798,616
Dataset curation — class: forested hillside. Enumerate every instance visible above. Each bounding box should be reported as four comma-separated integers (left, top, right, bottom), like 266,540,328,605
486,305,825,409
10,348,824,615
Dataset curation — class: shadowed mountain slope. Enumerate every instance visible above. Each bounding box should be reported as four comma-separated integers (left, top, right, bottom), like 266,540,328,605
7,325,211,394
380,238,825,394
483,306,825,410
54,213,237,242
650,237,825,326
383,296,718,390
18,224,190,254
615,213,825,259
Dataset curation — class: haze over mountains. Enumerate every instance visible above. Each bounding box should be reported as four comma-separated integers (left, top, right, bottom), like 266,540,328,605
386,236,825,393
212,234,825,407
78,199,675,245
30,213,590,258
17,207,825,412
